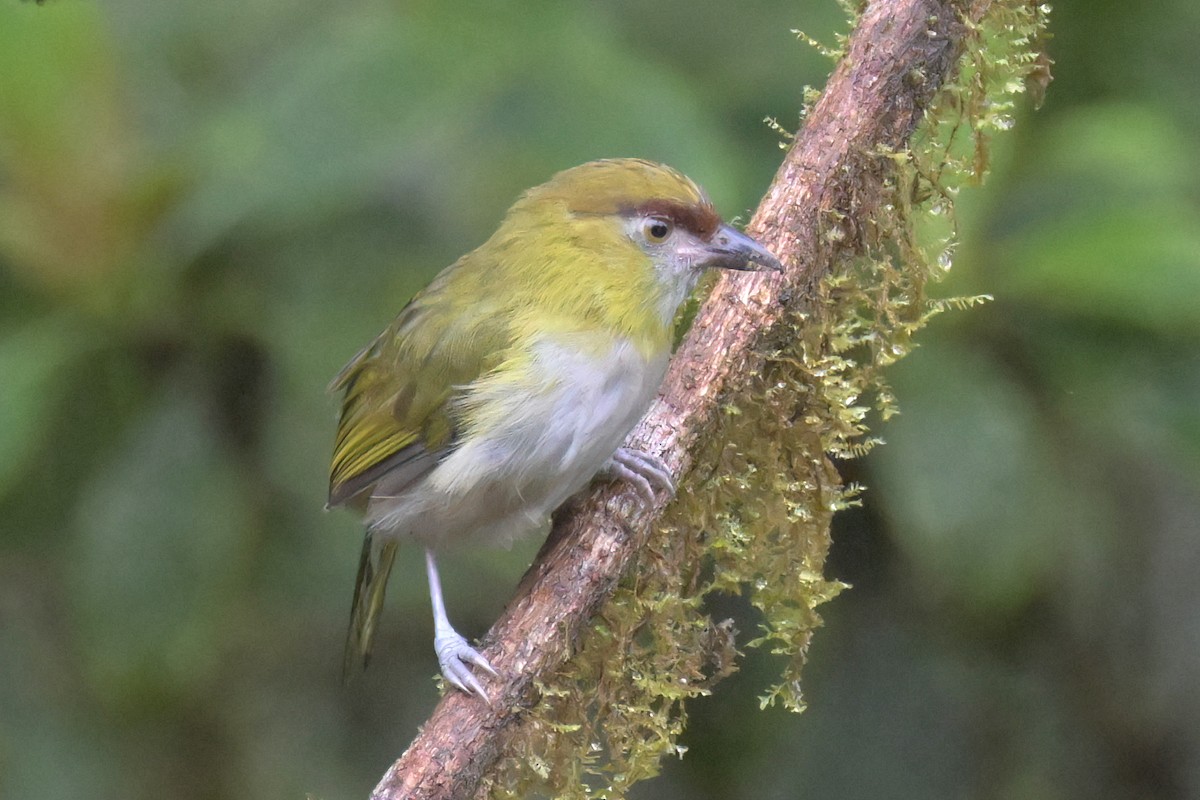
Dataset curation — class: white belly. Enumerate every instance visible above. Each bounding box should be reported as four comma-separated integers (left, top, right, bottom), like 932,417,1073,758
365,335,667,549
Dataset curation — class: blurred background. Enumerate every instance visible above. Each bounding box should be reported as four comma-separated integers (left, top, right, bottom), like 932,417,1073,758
1,0,1197,798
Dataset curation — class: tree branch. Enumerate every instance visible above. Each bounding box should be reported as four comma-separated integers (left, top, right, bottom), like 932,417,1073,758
371,1,972,797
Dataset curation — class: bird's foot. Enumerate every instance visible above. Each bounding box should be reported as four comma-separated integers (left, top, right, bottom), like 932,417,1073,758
605,446,676,505
434,627,498,698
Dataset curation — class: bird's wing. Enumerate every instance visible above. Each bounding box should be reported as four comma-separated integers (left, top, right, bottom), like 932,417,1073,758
327,268,510,508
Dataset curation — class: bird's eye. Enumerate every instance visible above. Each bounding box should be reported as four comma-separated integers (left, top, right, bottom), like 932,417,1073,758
642,217,673,244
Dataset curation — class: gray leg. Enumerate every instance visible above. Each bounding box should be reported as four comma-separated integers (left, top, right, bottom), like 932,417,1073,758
604,446,676,505
425,548,497,697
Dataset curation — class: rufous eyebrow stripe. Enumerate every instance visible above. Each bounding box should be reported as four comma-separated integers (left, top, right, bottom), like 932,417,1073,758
630,198,721,241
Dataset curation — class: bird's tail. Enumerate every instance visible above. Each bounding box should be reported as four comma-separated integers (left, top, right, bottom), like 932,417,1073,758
342,530,399,681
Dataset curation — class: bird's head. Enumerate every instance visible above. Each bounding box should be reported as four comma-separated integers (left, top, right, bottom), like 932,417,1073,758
497,159,782,330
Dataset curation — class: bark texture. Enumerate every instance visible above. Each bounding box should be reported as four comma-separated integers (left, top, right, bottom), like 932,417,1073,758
371,1,971,797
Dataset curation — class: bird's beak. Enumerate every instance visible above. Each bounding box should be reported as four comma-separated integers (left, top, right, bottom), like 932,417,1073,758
702,223,784,272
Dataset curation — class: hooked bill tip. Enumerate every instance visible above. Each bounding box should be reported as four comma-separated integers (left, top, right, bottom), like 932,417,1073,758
706,224,785,272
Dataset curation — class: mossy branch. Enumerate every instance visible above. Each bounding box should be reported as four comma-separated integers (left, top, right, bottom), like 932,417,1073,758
369,0,1048,798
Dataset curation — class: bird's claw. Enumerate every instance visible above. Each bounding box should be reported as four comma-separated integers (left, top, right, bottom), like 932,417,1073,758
605,446,676,506
434,629,497,698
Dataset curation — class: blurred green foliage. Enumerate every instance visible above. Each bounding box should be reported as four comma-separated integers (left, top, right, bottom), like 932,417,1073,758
0,1,1197,799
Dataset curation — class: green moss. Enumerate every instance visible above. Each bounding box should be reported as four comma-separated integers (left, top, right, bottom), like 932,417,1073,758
485,2,1050,796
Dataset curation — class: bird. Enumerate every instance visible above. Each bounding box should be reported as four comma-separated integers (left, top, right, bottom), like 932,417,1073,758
328,158,782,697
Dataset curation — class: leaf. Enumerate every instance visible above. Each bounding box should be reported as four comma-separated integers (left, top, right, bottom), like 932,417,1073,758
991,105,1200,332
0,1,154,294
0,318,88,498
70,382,256,701
868,338,1087,614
